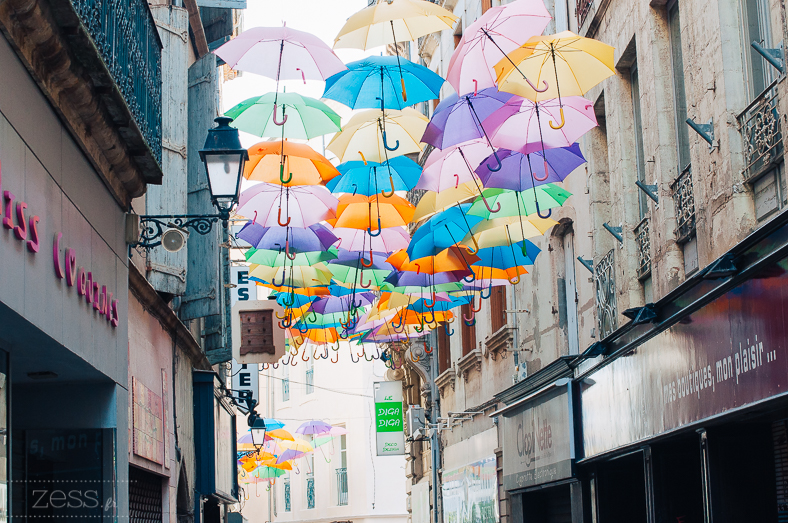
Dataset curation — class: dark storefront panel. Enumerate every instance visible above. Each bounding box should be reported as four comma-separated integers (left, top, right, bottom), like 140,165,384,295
521,483,572,523
594,451,649,523
774,420,788,522
129,467,163,523
651,436,704,523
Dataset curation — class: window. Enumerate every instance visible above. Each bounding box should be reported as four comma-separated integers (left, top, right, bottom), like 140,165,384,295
305,356,314,395
630,62,648,219
742,0,773,98
336,434,348,506
563,232,580,354
284,474,291,512
554,0,569,32
482,0,492,13
437,322,451,374
306,436,316,509
667,0,691,173
490,286,507,333
460,303,476,356
282,365,290,402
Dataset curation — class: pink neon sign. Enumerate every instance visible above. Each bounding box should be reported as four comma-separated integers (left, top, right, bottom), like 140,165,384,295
1,160,120,328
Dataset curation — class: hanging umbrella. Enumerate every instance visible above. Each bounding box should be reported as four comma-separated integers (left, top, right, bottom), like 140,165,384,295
296,420,333,435
249,263,333,288
334,226,410,253
412,183,489,223
283,438,316,453
467,186,572,220
327,108,428,163
327,157,422,195
495,31,616,104
323,55,444,110
390,246,480,275
330,193,415,235
407,203,484,259
475,144,586,191
416,139,495,193
276,449,306,464
446,0,552,96
249,466,286,479
328,265,392,290
243,141,341,186
267,429,295,442
237,223,340,254
463,216,558,250
216,26,346,84
262,418,286,430
245,247,338,267
329,249,395,271
226,93,341,140
236,183,338,228
472,240,541,271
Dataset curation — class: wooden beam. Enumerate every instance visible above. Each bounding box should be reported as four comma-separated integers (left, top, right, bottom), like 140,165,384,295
183,0,210,58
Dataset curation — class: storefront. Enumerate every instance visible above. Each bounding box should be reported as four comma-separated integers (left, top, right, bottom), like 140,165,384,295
578,211,788,522
495,379,580,523
0,32,129,520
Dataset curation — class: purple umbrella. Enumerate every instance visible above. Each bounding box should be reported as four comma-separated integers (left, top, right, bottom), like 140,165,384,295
475,144,586,191
237,222,339,253
296,420,333,435
421,88,517,151
334,227,410,254
329,248,396,271
310,294,376,315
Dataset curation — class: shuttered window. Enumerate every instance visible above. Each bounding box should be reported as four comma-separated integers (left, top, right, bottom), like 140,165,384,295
461,304,476,356
438,323,451,373
482,0,492,13
130,467,163,523
490,286,507,332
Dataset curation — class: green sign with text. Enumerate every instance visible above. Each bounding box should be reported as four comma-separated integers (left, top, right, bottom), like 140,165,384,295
376,402,403,432
374,381,405,455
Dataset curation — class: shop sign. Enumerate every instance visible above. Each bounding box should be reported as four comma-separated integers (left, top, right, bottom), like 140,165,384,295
412,481,431,523
502,384,574,490
1,166,120,327
230,359,259,407
131,377,164,465
374,381,405,455
442,456,498,523
581,257,788,458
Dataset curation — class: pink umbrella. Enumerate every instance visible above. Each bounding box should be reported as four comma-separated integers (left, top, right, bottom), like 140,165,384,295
334,227,410,253
237,183,338,228
485,96,597,155
446,0,551,96
416,139,495,193
215,27,347,84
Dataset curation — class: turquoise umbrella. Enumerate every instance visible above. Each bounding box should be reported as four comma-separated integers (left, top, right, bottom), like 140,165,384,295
225,92,341,139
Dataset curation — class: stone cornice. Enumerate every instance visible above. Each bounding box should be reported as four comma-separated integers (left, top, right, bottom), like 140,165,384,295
484,326,514,361
457,348,483,382
435,367,456,397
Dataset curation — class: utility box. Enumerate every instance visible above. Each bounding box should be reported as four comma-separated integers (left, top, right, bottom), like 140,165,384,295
232,300,287,364
406,405,425,439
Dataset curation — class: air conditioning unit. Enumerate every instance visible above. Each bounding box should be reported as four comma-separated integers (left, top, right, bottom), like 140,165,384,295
406,405,425,439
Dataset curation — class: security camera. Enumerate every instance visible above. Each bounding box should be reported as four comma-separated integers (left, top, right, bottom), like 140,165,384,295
162,227,189,252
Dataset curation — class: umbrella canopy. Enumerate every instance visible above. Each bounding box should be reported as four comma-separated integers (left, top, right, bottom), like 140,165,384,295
446,0,551,95
328,265,392,289
495,30,615,101
416,139,494,193
262,418,286,430
283,438,315,453
245,247,338,267
237,183,338,228
421,88,516,150
334,0,458,50
472,240,541,269
216,26,346,81
244,141,340,186
485,96,597,155
327,157,422,195
467,186,573,220
327,108,428,163
276,449,306,464
267,429,295,442
226,92,341,140
331,193,415,231
249,466,286,479
412,183,485,223
408,203,484,259
475,144,586,191
323,55,444,110
390,246,480,275
334,226,410,253
249,264,334,288
296,420,333,435
237,223,340,254
463,216,558,249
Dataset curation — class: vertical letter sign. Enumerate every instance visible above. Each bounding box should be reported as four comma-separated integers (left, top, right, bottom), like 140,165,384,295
374,381,405,456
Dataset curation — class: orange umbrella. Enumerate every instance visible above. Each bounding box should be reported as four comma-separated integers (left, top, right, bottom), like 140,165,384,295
256,283,333,297
387,246,480,274
245,140,341,186
287,327,340,345
328,193,415,232
267,429,295,442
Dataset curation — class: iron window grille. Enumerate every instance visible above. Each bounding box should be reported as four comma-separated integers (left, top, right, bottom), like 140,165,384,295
738,79,783,182
306,475,316,509
282,378,290,402
594,249,618,339
577,0,594,28
634,216,652,279
305,369,314,395
671,165,696,243
284,479,291,512
336,468,349,506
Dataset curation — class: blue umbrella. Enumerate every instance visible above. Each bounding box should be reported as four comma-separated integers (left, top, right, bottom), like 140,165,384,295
407,203,484,260
408,295,471,313
327,157,422,195
472,240,542,269
323,56,444,110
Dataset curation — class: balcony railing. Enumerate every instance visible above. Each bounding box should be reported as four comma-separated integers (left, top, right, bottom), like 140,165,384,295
577,0,594,29
306,369,314,394
594,249,617,339
284,481,291,512
738,80,783,182
307,475,316,509
671,165,696,243
71,0,163,164
282,378,290,401
336,468,349,506
634,217,651,279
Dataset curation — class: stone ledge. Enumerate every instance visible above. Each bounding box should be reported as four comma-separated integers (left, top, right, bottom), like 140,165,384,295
435,367,456,397
457,348,483,382
485,326,514,361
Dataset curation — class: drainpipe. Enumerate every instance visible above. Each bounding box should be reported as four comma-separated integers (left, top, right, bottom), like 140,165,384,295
429,332,441,523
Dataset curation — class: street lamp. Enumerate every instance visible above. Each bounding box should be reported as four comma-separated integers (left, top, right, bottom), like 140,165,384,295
134,117,249,249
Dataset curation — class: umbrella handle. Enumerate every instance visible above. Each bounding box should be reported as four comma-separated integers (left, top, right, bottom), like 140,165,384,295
444,322,454,336
463,308,475,323
282,293,296,307
414,324,424,334
279,165,293,185
463,270,476,283
549,107,566,130
465,235,480,255
364,348,376,361
480,283,492,300
296,68,306,84
525,77,549,93
401,78,407,102
273,103,289,126
361,250,374,268
485,150,503,173
410,350,420,363
298,322,309,334
536,201,552,219
360,272,372,288
252,210,258,224
351,184,358,196
480,192,501,213
424,294,436,308
331,351,339,364
307,309,318,323
472,79,478,97
447,314,455,324
382,131,400,152
276,309,290,319
533,159,550,182
285,240,296,260
414,262,422,275
272,270,286,288
277,208,291,226
425,309,435,325
350,347,360,363
472,295,482,313
302,347,310,362
393,320,406,333
424,340,433,354
391,312,404,329
278,318,291,329
381,176,396,197
454,174,460,189
367,218,382,237
358,151,367,165
339,328,349,339
464,316,477,327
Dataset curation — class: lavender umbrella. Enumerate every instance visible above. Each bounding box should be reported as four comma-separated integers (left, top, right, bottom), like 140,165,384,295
329,248,396,271
237,183,338,228
310,294,376,315
296,420,333,435
237,222,340,253
334,227,410,254
475,144,586,191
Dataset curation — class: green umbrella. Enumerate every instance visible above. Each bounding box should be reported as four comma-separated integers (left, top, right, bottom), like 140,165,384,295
246,247,338,267
468,185,572,220
381,282,464,294
328,265,391,288
225,92,342,140
313,435,335,448
249,466,286,479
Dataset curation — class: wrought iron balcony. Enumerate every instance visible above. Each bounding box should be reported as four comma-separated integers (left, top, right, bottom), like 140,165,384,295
671,165,696,243
284,481,291,512
577,0,594,29
71,0,163,164
594,249,617,339
634,217,651,279
282,378,290,402
336,468,349,506
738,80,783,182
307,475,316,509
306,369,314,394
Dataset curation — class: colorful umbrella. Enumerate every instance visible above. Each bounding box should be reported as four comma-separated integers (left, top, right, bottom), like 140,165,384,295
467,186,572,219
249,263,333,288
327,108,428,163
245,247,338,267
296,420,333,435
243,141,341,186
236,183,338,228
237,223,340,254
475,144,586,191
267,429,295,441
249,466,286,479
463,216,558,250
416,139,495,193
330,193,415,234
334,226,411,253
226,92,341,140
327,157,422,195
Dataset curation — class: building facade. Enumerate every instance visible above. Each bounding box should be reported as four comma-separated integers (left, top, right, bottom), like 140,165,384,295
399,0,788,522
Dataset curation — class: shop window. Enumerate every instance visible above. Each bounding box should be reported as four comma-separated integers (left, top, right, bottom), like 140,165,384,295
651,436,704,523
490,286,507,333
562,231,580,354
596,451,649,523
129,466,163,523
460,304,476,356
438,323,451,374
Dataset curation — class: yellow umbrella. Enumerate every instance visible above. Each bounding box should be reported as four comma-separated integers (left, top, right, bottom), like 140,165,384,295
267,429,295,442
327,108,428,163
249,264,333,288
463,217,557,250
283,438,315,453
334,0,458,50
495,31,615,105
412,183,481,223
